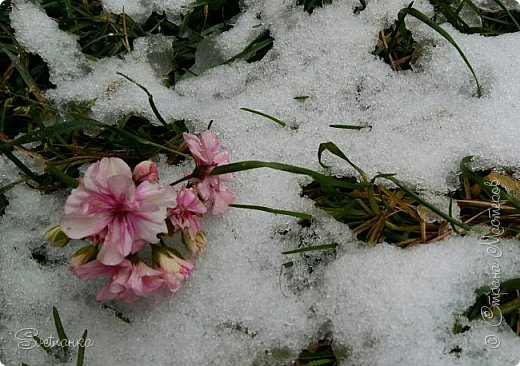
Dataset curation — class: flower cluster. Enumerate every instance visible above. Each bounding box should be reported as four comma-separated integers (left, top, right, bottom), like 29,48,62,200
47,131,233,302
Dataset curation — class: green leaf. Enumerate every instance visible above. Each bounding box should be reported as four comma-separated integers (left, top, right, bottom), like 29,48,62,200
317,141,368,182
398,5,482,97
76,329,87,366
282,243,338,255
53,306,69,354
329,124,367,130
116,72,177,131
33,335,51,354
230,203,313,220
210,160,364,190
44,164,79,188
0,143,38,179
501,278,520,292
460,156,520,211
282,261,293,268
0,180,22,194
305,359,337,366
5,119,97,147
0,46,45,103
383,175,470,231
225,30,273,63
240,108,287,127
489,0,520,31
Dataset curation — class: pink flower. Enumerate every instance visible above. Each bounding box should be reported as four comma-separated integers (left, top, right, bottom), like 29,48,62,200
153,246,195,292
183,131,232,180
183,131,234,214
60,157,177,265
168,187,206,240
183,131,222,166
74,259,164,302
196,176,234,215
132,160,159,184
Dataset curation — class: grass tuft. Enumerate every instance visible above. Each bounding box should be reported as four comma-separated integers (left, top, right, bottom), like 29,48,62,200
430,0,520,36
295,339,338,366
466,278,520,337
297,0,332,15
373,12,419,71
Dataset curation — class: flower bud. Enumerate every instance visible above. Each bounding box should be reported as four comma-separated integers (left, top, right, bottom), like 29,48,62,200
182,230,206,256
152,246,194,279
132,160,159,184
45,225,70,247
70,245,98,270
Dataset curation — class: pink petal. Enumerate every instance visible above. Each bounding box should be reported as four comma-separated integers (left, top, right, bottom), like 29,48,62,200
97,239,126,265
60,212,110,239
95,281,118,301
183,133,207,165
73,259,125,280
212,186,234,215
132,212,168,243
106,175,135,203
160,271,183,292
63,188,90,214
178,188,206,214
136,183,177,209
83,158,132,193
100,217,133,264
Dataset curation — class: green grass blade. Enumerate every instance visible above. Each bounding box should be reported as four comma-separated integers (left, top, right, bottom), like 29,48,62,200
0,143,38,179
230,203,313,220
0,46,45,103
44,164,79,188
448,194,461,235
211,160,366,190
282,243,338,255
329,124,367,130
304,359,337,366
318,141,368,182
101,124,189,157
76,329,87,366
398,6,482,97
489,0,520,31
240,107,287,127
52,306,69,354
383,175,470,230
5,119,98,147
225,30,273,63
499,297,520,316
0,180,23,194
354,0,367,13
460,156,520,211
116,72,173,130
501,278,520,292
33,335,51,354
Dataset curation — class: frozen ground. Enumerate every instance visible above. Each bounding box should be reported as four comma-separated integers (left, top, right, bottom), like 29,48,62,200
2,0,520,364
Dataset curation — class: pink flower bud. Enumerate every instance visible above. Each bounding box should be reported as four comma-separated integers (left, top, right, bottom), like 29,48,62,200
70,245,98,271
153,246,195,279
182,230,206,256
45,225,70,247
132,160,159,184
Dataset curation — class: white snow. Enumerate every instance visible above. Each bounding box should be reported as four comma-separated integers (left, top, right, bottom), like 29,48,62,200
2,0,520,364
